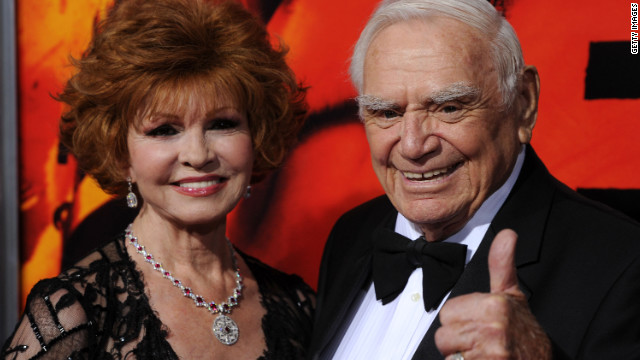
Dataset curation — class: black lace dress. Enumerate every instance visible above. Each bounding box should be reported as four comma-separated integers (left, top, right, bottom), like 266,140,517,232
2,235,315,359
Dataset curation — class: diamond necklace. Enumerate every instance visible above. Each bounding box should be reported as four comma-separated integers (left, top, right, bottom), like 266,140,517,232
125,224,244,345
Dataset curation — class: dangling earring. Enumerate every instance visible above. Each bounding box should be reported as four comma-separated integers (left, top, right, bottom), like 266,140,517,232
126,177,138,208
244,185,252,199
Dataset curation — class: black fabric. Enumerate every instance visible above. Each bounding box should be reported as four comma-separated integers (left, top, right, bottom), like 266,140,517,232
2,235,315,360
309,146,640,360
372,228,466,311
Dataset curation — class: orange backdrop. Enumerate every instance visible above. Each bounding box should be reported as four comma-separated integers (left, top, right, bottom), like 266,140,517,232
17,0,640,305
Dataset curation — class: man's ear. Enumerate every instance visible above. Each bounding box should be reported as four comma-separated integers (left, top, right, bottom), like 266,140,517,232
516,65,540,144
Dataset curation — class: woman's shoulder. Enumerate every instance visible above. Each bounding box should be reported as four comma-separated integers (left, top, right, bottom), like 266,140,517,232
238,249,316,319
239,250,316,359
64,235,130,272
26,236,139,327
25,238,127,297
240,250,315,300
0,242,121,360
2,236,167,359
24,237,135,319
2,275,98,359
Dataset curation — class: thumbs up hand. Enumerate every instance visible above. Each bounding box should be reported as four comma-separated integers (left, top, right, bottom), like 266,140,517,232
435,229,551,359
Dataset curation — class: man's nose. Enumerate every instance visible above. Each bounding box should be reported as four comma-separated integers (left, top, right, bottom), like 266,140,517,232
398,112,439,160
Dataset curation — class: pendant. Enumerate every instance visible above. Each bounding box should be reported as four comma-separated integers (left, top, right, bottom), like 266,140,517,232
212,314,239,345
126,192,138,208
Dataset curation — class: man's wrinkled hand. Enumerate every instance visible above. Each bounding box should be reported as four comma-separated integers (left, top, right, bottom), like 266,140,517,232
435,229,551,360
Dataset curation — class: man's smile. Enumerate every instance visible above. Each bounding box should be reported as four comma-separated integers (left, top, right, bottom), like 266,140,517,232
401,161,463,182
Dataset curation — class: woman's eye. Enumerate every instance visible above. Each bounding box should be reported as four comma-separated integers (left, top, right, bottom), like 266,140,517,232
145,124,178,137
209,118,239,130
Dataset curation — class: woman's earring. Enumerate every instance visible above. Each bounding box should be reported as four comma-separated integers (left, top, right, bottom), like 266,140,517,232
244,185,252,199
126,177,138,208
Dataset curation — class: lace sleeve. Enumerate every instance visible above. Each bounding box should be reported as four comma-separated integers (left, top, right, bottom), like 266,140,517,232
2,279,95,360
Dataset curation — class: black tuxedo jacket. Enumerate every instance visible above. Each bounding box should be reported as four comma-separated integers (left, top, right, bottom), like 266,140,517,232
309,147,640,359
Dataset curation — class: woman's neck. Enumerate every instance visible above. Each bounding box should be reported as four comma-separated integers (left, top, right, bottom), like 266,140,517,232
128,207,233,286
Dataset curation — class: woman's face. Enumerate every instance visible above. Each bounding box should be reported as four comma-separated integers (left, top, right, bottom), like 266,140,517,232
127,88,253,227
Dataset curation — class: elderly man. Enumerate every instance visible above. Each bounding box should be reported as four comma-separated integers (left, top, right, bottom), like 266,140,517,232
309,0,640,359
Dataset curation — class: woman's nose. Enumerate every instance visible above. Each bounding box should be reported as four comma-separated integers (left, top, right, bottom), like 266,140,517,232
179,131,213,169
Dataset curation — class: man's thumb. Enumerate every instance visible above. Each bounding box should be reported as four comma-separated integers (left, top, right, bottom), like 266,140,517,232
489,228,519,294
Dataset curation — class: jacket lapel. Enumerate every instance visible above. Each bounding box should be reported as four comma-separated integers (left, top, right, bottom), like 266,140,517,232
312,249,373,359
310,198,397,359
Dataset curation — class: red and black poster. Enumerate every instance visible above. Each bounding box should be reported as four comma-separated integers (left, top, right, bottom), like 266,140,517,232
16,0,640,306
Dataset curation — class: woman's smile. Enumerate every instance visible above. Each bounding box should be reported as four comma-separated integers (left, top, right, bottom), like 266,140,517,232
172,176,229,197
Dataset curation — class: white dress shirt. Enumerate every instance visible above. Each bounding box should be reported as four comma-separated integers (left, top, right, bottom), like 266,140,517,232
330,147,526,360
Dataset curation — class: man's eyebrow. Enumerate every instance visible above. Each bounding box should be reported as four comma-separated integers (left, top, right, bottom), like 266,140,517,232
425,82,480,104
355,95,400,111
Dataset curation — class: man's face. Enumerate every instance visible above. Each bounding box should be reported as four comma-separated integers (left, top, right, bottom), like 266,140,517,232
361,17,533,241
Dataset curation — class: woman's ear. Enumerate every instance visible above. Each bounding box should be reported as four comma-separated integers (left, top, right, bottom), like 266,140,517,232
120,160,134,185
516,65,540,144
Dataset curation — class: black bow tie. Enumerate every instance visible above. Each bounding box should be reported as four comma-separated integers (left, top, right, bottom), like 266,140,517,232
372,228,467,311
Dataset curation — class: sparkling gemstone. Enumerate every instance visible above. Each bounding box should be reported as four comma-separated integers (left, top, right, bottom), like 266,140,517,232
126,192,138,208
125,226,245,345
212,315,238,345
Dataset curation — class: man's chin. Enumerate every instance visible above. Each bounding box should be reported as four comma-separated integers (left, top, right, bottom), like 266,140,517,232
396,203,469,239
394,198,455,221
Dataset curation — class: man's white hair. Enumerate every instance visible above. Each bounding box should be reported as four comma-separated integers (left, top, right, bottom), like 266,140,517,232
349,0,524,108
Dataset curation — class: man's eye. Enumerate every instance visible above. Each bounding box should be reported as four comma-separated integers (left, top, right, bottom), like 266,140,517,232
146,124,178,137
435,104,466,124
209,118,239,130
442,105,460,113
381,110,400,119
